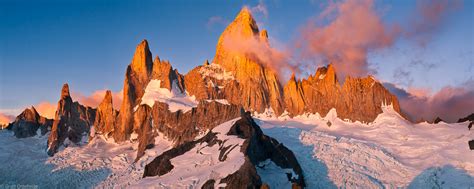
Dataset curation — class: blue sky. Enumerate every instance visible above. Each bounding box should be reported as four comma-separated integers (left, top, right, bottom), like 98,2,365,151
0,0,473,114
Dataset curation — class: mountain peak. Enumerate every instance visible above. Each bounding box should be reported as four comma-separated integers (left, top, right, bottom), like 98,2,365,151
103,90,112,104
226,6,259,38
130,39,153,76
61,83,70,99
290,73,296,81
237,6,252,20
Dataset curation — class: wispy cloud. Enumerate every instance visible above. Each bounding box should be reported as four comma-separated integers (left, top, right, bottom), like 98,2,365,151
0,113,15,125
249,0,268,18
71,89,123,110
384,79,474,123
2,89,123,120
206,16,229,30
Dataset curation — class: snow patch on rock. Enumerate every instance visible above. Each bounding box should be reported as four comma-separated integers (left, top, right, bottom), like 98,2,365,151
140,79,198,113
205,99,230,105
199,63,235,80
134,118,245,188
257,159,298,188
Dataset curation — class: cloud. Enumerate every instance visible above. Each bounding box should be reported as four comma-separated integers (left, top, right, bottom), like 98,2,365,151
71,89,123,110
0,113,15,125
8,89,124,120
221,29,298,80
392,67,413,86
249,0,268,18
297,0,398,79
206,16,229,29
294,0,460,80
384,80,474,123
405,0,462,46
35,101,57,119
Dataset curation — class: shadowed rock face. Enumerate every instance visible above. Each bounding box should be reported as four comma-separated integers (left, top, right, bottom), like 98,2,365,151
142,111,305,188
458,113,474,123
8,107,53,138
91,90,117,139
434,117,444,124
115,40,154,142
47,84,96,156
115,40,185,142
134,101,242,160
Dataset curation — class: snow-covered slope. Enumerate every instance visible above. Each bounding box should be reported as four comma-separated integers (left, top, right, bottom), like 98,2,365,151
255,105,474,188
1,104,472,188
0,130,172,188
140,79,198,112
135,118,244,188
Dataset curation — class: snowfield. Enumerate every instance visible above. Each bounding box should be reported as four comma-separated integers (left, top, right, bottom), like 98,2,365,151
255,105,474,188
0,105,473,188
140,79,198,113
0,129,172,188
134,118,245,188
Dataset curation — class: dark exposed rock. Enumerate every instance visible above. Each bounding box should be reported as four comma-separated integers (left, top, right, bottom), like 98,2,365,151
434,117,444,124
116,40,154,142
221,112,305,188
458,113,474,123
150,100,242,145
47,84,96,156
143,131,217,177
8,106,53,138
469,122,472,130
133,104,155,162
115,40,186,142
134,100,242,160
220,157,262,188
469,140,474,150
201,179,216,189
143,111,305,188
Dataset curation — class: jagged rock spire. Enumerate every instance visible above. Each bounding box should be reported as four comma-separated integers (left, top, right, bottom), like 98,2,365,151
91,90,116,139
60,83,71,99
130,39,153,77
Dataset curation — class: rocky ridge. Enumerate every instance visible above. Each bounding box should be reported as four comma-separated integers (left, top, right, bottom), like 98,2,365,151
143,111,305,188
47,84,96,156
7,106,53,138
88,7,403,149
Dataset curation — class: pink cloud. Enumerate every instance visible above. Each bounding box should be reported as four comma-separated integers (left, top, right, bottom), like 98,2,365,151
35,101,57,119
406,0,462,46
33,89,123,119
384,81,474,123
71,90,123,110
221,29,299,79
0,113,15,125
297,0,398,79
207,16,229,29
295,0,460,80
249,0,268,18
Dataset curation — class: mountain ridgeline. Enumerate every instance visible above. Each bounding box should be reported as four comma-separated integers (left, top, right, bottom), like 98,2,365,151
110,7,401,142
3,7,405,188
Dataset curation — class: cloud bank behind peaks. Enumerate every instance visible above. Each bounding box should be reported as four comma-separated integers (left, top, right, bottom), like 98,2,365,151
384,80,474,123
297,0,398,79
